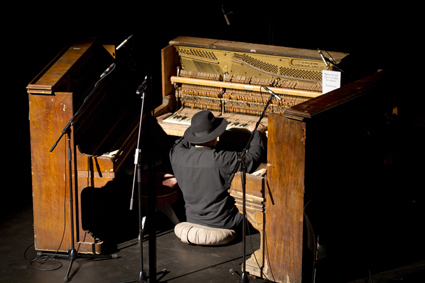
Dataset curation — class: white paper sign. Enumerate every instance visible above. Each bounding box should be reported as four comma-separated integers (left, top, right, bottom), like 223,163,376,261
322,70,341,94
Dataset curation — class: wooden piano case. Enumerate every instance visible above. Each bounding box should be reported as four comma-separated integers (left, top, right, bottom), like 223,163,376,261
242,71,396,283
27,38,142,254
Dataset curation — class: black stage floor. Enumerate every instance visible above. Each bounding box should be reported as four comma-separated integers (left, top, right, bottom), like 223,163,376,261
1,197,425,283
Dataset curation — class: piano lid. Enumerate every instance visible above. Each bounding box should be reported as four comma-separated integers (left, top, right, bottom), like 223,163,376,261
26,38,99,94
169,36,348,62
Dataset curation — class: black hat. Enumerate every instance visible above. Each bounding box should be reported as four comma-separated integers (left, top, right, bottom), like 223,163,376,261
184,110,228,144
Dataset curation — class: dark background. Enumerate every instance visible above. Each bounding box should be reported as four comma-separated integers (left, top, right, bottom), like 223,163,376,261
5,0,421,240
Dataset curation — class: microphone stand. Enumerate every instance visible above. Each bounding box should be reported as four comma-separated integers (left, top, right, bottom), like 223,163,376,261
127,78,148,283
229,86,278,283
121,76,167,283
44,63,118,282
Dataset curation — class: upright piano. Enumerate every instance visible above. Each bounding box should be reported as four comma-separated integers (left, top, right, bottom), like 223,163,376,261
27,38,147,254
157,37,397,282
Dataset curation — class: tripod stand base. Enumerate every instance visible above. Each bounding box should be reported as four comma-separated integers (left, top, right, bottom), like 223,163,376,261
230,269,252,283
138,270,147,282
36,249,118,282
240,272,251,283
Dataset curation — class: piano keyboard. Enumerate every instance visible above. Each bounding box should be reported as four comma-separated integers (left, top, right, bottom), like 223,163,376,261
162,108,268,132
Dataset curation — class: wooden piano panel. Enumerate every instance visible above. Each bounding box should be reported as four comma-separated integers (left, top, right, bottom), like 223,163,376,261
29,92,75,253
228,114,306,282
265,113,306,282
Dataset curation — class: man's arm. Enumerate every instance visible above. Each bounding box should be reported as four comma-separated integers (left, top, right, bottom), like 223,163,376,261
244,124,267,173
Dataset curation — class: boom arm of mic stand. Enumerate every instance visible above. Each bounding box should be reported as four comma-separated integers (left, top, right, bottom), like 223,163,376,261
229,92,274,183
49,66,114,153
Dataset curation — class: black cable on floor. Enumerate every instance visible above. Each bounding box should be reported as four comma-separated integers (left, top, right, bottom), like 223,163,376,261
24,243,63,271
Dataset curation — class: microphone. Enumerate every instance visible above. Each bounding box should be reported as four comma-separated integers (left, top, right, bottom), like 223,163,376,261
317,48,329,67
222,5,231,25
116,34,133,51
100,63,116,78
136,76,148,95
261,86,282,100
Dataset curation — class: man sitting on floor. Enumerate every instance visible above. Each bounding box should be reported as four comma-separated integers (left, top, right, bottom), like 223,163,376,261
169,110,266,242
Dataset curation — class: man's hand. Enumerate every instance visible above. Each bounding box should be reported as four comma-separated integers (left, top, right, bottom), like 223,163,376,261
248,123,268,133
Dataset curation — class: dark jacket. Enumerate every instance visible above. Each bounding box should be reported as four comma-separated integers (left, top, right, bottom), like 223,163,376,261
169,130,265,229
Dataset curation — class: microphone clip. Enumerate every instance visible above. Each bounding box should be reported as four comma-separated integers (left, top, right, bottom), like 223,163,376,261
261,86,282,101
100,63,116,78
136,76,148,95
317,49,329,67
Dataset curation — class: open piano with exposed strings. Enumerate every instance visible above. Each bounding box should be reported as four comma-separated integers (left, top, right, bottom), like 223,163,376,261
156,36,346,136
156,36,397,282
